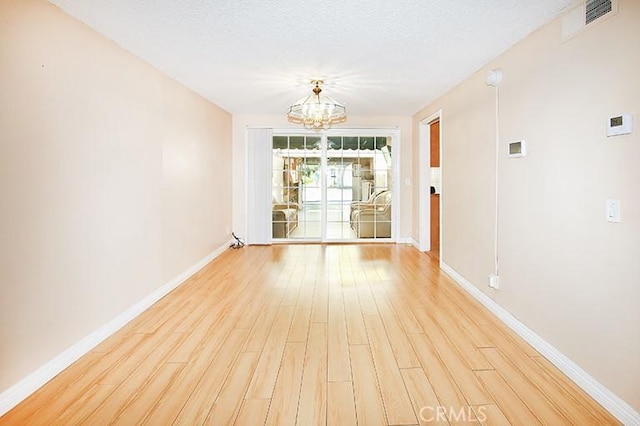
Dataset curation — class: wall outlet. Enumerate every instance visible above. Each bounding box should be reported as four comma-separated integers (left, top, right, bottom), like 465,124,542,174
489,274,500,290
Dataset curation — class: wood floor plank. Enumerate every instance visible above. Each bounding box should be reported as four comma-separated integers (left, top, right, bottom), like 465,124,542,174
478,323,539,358
431,296,495,349
133,297,193,335
245,305,295,399
435,281,496,326
172,283,232,334
0,352,103,425
530,356,620,425
475,370,540,426
265,342,305,426
281,280,301,306
235,399,271,426
381,283,424,334
363,264,382,283
242,289,284,352
355,282,379,315
204,351,261,425
414,310,493,405
112,362,184,425
327,290,351,382
327,381,357,426
480,348,570,425
350,344,387,426
342,267,358,286
17,334,147,425
408,333,469,418
401,368,449,426
99,330,184,385
364,314,417,425
481,332,606,425
50,384,117,426
168,328,250,425
168,303,233,363
65,331,184,424
474,404,511,426
235,287,271,330
288,284,314,342
274,265,292,289
80,375,146,423
371,286,421,368
297,322,327,425
310,280,328,323
343,288,368,345
426,309,493,371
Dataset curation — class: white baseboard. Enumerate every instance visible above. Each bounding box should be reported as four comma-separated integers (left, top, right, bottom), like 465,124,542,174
0,240,232,417
440,262,640,426
414,238,429,252
397,237,414,245
410,238,421,249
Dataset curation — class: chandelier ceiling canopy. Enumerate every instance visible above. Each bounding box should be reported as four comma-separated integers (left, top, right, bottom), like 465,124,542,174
287,80,347,130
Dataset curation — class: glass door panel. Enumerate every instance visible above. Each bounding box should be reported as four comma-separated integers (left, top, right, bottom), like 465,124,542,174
272,135,321,240
329,135,392,240
272,133,393,241
326,136,354,239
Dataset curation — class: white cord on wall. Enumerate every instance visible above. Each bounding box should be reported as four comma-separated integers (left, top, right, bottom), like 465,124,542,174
493,84,500,277
486,69,502,278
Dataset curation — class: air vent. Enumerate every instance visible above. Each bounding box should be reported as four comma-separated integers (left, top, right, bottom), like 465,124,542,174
586,0,612,24
562,0,617,42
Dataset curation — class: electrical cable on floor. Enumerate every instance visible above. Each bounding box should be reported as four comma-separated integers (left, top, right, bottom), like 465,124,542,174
230,232,245,249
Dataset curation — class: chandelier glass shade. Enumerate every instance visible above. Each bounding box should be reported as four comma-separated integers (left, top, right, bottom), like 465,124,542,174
287,80,347,129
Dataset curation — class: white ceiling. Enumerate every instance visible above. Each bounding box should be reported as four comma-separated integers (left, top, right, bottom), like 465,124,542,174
48,0,574,117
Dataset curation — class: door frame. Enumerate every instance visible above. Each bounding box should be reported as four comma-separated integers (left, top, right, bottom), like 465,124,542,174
271,127,401,243
418,111,442,256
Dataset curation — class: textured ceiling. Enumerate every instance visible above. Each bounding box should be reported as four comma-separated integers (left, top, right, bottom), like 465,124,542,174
48,0,574,116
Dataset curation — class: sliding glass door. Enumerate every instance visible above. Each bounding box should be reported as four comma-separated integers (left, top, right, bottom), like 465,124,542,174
272,135,321,239
271,131,395,242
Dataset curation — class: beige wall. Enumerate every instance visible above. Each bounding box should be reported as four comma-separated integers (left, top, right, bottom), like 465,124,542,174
232,115,413,241
413,0,640,411
0,0,231,393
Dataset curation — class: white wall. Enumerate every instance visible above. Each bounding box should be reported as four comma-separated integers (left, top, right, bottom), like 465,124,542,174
0,0,232,393
413,0,640,412
232,115,413,241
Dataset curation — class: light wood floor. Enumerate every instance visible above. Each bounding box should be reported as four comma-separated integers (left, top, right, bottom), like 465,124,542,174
1,244,619,425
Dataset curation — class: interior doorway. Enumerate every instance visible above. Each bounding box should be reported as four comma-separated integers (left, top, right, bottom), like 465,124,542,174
429,119,441,259
418,112,442,260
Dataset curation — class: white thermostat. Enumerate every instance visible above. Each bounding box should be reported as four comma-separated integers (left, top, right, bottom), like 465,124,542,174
607,113,632,136
508,140,526,158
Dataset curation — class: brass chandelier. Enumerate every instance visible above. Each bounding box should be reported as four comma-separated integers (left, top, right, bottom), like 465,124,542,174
287,80,347,129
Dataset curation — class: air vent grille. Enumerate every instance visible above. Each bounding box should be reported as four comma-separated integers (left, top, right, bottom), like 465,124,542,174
586,0,612,24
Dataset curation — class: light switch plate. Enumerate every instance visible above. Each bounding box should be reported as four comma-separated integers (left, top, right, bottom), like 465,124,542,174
606,199,621,223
